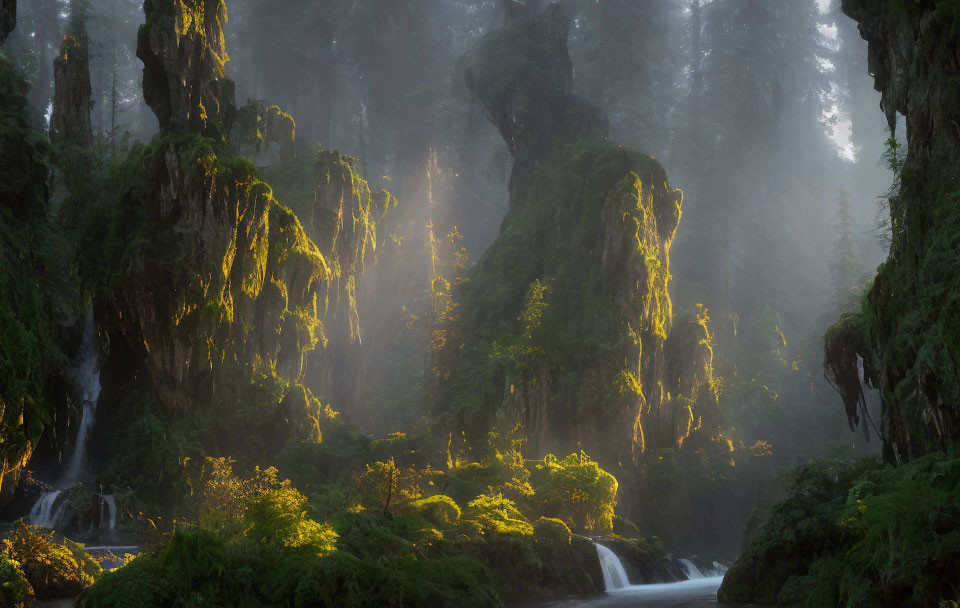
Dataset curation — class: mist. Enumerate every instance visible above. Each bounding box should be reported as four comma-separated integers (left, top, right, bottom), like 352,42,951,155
1,0,957,606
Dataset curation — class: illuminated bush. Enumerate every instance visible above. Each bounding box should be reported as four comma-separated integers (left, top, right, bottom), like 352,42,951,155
530,452,618,533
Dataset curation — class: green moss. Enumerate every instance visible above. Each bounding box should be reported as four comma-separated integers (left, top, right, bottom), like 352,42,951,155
719,451,960,607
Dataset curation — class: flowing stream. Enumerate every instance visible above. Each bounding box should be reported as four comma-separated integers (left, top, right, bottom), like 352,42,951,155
539,543,729,608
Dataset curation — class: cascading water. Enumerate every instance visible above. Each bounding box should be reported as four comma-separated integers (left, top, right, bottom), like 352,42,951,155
28,490,62,528
63,303,102,483
595,543,631,590
101,494,116,531
678,558,705,579
26,302,115,536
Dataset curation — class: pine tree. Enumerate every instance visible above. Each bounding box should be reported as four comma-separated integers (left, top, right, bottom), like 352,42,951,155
828,189,865,315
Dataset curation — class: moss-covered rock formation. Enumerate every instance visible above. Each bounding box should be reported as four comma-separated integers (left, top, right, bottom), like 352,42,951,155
230,99,296,167
50,32,93,147
438,4,716,472
137,0,235,138
824,0,960,463
104,134,327,414
82,0,401,500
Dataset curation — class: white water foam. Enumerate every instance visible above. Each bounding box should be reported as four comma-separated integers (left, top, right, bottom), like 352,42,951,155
678,558,705,579
595,543,631,590
28,490,62,528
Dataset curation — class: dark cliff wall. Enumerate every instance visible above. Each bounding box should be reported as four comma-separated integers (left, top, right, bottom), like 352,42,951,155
826,0,960,463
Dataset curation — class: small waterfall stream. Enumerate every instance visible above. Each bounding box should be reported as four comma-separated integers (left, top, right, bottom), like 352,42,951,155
595,543,631,590
26,302,115,536
678,558,705,579
63,303,102,483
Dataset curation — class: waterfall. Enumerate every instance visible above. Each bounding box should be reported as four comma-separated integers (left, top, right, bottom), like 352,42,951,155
595,543,630,590
63,303,102,483
28,490,62,528
678,558,705,580
26,302,114,536
102,494,117,530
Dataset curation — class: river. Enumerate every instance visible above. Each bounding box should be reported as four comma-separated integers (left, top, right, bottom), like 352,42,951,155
522,576,724,607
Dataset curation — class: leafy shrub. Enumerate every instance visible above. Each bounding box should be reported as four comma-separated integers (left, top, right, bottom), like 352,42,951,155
719,452,960,607
533,517,571,546
243,488,337,553
612,514,641,539
0,553,33,607
3,523,100,600
530,452,618,532
404,495,461,528
463,494,533,537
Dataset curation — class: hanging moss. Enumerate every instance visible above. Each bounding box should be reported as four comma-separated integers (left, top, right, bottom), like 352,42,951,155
437,4,717,479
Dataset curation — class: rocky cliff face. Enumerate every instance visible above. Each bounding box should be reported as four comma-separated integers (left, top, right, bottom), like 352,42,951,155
50,33,93,147
826,0,960,463
108,135,327,413
440,5,716,469
0,47,59,502
0,0,14,45
92,0,328,459
92,0,397,473
137,0,235,137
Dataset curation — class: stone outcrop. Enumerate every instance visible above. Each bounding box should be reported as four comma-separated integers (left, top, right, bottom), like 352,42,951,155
440,4,716,468
50,33,93,147
230,100,296,167
826,0,960,463
99,0,329,434
0,0,14,45
137,0,235,137
109,137,328,412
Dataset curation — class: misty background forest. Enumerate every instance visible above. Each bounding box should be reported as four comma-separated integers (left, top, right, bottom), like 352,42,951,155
0,0,958,606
